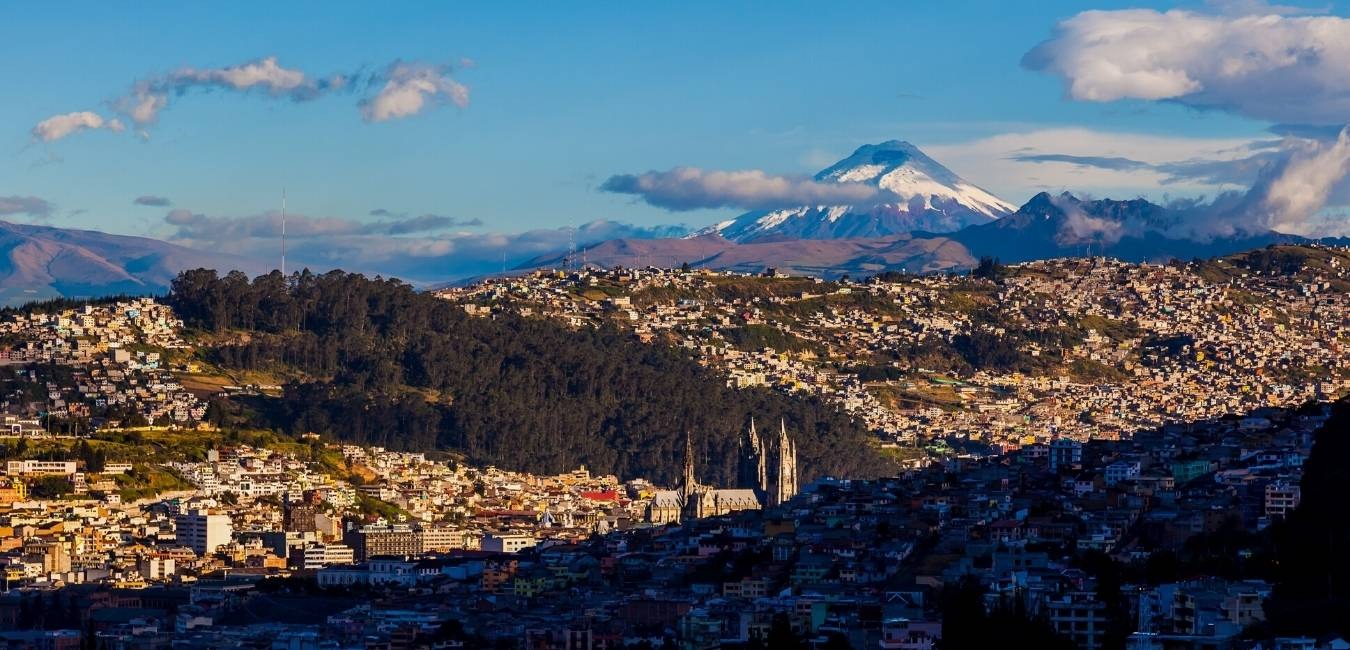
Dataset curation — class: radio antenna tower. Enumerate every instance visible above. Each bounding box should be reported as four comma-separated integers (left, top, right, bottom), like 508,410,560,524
568,227,577,271
281,189,288,276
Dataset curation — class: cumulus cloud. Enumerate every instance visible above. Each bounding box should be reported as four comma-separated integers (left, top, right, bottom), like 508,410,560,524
1023,7,1350,124
0,196,54,219
360,61,470,122
38,56,470,143
30,111,125,142
1247,128,1350,235
115,56,345,127
1031,129,1350,240
600,167,892,211
133,195,171,207
1019,4,1350,237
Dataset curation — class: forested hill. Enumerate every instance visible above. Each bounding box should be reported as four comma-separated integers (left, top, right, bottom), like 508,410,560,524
168,269,894,485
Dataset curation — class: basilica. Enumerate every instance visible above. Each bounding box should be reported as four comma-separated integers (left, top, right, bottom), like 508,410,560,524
647,418,798,524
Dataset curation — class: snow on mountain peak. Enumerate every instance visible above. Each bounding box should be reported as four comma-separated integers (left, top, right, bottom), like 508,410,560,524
703,140,1015,243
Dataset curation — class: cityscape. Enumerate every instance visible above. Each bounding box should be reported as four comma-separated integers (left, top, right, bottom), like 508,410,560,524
3,2,1350,649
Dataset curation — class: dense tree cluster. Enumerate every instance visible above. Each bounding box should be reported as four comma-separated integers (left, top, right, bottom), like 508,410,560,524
937,578,1075,650
970,256,1007,282
1234,247,1309,276
169,269,894,485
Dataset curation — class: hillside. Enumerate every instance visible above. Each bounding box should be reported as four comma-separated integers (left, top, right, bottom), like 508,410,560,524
523,232,976,278
168,269,895,486
0,220,260,306
446,244,1350,455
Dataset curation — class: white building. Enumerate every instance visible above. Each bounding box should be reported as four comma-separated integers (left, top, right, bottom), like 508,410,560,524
480,533,537,554
5,460,77,476
300,544,356,570
136,556,176,580
175,509,233,556
418,526,466,553
1104,461,1141,486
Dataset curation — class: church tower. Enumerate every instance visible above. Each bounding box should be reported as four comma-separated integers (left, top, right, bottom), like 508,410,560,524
681,431,698,500
739,418,769,496
772,419,798,507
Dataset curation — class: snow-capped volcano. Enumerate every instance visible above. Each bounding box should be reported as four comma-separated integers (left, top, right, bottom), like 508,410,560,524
703,140,1015,242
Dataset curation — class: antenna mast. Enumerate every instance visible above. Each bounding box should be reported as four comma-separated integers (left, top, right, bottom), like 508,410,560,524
281,189,287,276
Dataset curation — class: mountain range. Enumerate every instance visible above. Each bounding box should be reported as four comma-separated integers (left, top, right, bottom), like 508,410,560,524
946,191,1308,265
525,142,1317,277
0,221,259,306
0,140,1330,302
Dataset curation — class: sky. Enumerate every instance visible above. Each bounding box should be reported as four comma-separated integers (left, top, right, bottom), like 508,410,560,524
3,0,1348,279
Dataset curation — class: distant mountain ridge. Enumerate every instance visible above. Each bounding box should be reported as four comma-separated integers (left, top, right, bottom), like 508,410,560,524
520,190,1322,279
703,140,1015,242
0,220,259,306
948,192,1308,264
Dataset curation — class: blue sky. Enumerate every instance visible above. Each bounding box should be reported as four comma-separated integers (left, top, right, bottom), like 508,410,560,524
3,0,1347,277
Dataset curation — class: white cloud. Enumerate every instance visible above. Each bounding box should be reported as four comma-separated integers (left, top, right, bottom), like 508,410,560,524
1023,7,1350,124
116,56,336,127
1255,128,1350,235
39,56,471,144
600,167,890,211
30,111,125,142
360,61,469,122
922,128,1271,203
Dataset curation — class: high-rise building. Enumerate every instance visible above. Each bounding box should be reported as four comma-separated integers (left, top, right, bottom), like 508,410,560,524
176,509,233,556
344,524,420,561
296,543,356,569
418,525,467,553
1049,438,1083,472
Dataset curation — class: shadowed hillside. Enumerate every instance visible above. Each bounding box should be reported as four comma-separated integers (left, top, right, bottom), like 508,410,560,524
169,269,896,485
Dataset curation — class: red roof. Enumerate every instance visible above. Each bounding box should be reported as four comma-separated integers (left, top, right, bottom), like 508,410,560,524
581,490,619,502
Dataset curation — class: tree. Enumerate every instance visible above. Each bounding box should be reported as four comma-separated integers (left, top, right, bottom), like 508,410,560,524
972,256,1005,281
937,578,1075,650
765,613,805,650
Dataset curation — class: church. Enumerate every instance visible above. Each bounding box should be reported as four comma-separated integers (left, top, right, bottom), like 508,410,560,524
647,418,798,524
